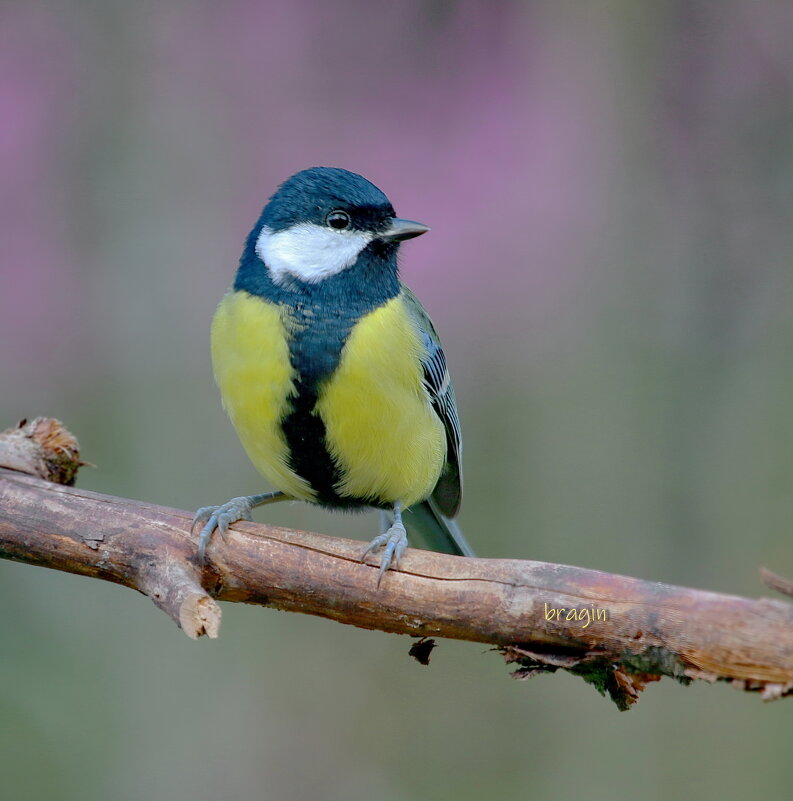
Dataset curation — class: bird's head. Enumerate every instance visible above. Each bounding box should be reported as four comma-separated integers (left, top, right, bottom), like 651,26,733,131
248,167,429,286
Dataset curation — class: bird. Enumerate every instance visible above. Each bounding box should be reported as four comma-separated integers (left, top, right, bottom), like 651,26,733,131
193,167,473,583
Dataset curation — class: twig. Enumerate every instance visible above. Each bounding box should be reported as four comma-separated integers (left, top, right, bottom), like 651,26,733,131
1,419,792,709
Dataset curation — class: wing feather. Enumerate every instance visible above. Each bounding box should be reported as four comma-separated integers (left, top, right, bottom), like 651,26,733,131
401,285,463,517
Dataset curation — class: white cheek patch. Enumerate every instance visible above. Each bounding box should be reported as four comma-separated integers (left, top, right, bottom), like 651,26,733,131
256,223,373,284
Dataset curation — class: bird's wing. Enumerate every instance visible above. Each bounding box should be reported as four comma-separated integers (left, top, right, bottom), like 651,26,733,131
400,285,463,517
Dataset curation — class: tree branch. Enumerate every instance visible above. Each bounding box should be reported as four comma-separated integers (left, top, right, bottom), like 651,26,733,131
2,419,792,709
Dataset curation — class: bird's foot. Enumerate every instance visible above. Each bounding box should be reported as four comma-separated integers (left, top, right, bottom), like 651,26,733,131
192,491,288,564
362,515,407,587
192,495,258,565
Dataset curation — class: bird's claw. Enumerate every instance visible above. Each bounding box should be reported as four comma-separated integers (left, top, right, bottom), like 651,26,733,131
362,520,408,587
192,496,255,565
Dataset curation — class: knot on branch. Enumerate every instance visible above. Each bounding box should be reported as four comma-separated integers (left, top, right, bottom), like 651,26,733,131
0,418,84,485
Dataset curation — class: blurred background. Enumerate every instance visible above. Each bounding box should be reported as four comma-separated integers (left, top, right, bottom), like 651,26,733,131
2,1,793,798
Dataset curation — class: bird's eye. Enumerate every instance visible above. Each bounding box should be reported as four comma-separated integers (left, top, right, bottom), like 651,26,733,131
326,210,351,230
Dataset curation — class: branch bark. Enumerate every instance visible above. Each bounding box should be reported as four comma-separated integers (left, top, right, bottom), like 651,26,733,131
1,419,792,709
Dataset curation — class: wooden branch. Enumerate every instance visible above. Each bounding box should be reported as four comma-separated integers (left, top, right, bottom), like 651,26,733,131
2,420,793,709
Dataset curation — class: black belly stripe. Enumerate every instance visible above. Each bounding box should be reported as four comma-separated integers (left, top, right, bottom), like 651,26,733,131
282,305,372,509
281,382,350,508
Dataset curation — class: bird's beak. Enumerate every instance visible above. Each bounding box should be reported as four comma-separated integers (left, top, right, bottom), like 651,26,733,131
380,218,430,242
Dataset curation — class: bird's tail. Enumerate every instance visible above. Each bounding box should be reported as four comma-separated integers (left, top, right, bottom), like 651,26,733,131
400,499,475,557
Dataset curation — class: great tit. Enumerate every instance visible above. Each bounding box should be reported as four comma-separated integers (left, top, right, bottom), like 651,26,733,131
193,167,473,583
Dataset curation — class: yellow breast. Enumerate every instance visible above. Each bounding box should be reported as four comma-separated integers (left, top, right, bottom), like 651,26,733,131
211,289,445,509
211,291,315,501
316,294,446,507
